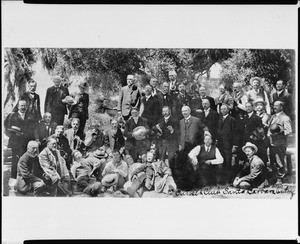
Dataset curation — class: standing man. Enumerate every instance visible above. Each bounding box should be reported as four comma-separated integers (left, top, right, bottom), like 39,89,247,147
173,83,191,120
13,79,42,140
152,106,179,164
156,82,174,113
230,82,248,120
140,85,161,128
216,104,239,184
179,105,208,152
4,100,30,179
215,84,234,114
198,85,217,111
149,77,161,97
34,112,57,151
118,74,141,121
44,76,69,125
15,141,46,196
168,70,179,95
198,98,219,141
271,80,293,119
124,107,150,161
268,101,292,185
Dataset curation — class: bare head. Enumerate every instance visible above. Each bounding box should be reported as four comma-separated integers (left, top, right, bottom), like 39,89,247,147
27,141,39,157
202,98,211,110
43,112,52,124
220,104,229,116
199,86,206,97
127,74,135,86
273,101,283,114
276,80,285,92
52,76,62,87
145,85,153,96
162,106,171,117
162,82,169,94
232,82,242,93
71,118,80,130
28,79,37,94
181,105,191,118
18,100,27,113
150,78,158,88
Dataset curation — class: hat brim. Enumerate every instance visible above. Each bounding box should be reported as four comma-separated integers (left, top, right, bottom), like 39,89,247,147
101,174,118,186
93,152,108,159
253,100,267,106
242,145,258,154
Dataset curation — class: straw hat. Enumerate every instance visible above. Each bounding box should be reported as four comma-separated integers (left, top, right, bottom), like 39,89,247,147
132,126,147,140
253,97,267,106
101,174,118,187
242,142,258,154
93,148,108,159
250,77,264,87
62,96,77,105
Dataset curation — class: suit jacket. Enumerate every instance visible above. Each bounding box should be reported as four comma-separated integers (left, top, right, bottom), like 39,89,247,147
69,92,89,119
155,92,174,110
237,155,265,187
44,85,69,115
243,113,263,142
105,127,125,151
215,92,234,113
179,116,206,149
33,121,57,142
13,92,42,124
64,128,84,151
271,90,293,118
173,92,191,120
199,108,220,140
152,115,179,141
268,111,292,147
39,147,69,183
140,95,161,127
217,115,238,148
117,85,141,117
4,111,30,151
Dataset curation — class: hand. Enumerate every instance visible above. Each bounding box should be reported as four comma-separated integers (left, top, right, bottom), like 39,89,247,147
167,126,174,133
232,146,238,153
205,160,211,165
190,158,198,166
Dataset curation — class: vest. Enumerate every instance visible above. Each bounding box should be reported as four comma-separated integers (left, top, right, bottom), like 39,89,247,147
197,144,216,164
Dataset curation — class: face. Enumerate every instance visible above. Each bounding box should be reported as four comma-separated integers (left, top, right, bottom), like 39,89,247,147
168,74,176,82
150,79,157,88
162,82,169,93
178,84,185,93
199,87,206,97
28,82,37,93
204,136,213,147
53,78,61,87
273,102,283,113
28,145,39,157
125,155,134,166
145,85,152,96
146,152,154,163
113,152,121,162
245,103,254,113
74,151,82,160
244,147,255,158
127,75,134,86
162,107,170,117
252,80,260,90
47,139,57,150
219,85,225,94
131,109,139,118
44,113,52,124
111,120,118,129
202,99,210,110
276,80,284,91
233,83,241,93
55,128,63,137
220,105,229,116
181,106,190,118
18,101,27,113
255,102,264,112
71,120,80,130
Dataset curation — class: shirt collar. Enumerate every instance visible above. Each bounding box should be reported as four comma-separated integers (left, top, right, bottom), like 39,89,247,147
185,115,191,121
18,111,25,117
223,114,229,119
164,115,171,121
248,111,254,117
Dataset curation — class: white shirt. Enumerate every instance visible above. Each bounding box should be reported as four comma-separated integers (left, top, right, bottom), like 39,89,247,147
188,145,224,165
145,95,152,101
204,108,210,117
247,111,254,118
164,115,171,123
222,114,229,120
185,115,191,123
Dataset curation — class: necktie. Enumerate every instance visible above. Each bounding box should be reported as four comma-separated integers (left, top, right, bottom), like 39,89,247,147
46,125,50,137
206,147,210,153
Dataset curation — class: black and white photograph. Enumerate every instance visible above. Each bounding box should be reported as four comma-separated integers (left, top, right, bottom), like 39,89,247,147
2,2,298,242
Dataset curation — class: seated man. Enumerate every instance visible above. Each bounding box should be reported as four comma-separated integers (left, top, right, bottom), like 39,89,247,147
233,142,265,189
188,135,224,187
104,119,125,153
84,127,106,157
70,150,104,197
64,118,85,152
39,137,72,196
15,141,46,196
101,149,128,192
125,151,156,198
153,157,177,194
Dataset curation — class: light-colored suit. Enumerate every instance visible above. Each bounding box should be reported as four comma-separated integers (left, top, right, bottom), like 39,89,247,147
268,111,292,137
117,85,141,117
64,128,83,151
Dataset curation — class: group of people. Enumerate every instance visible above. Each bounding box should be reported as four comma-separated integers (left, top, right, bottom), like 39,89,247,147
4,70,294,197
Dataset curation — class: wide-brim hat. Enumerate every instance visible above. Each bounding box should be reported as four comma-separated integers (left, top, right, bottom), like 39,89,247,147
242,142,258,154
269,123,281,134
101,174,118,187
7,126,21,133
250,77,264,87
132,126,147,140
62,96,77,105
93,149,108,159
253,97,267,106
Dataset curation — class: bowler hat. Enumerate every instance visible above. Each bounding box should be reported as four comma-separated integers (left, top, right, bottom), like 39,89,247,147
242,142,258,154
101,174,118,187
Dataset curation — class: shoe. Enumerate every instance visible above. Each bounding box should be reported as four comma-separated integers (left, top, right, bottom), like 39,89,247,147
275,179,283,185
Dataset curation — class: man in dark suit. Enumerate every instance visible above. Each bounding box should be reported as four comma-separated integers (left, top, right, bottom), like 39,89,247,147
64,118,85,152
198,85,217,111
44,76,69,125
152,106,179,164
173,83,191,121
13,79,42,140
117,74,141,121
34,112,57,151
140,85,161,128
124,107,150,161
155,82,174,114
149,77,161,97
271,80,293,119
216,104,239,184
199,98,220,141
4,100,30,179
179,105,208,152
168,70,179,95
